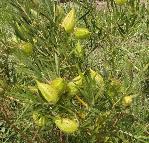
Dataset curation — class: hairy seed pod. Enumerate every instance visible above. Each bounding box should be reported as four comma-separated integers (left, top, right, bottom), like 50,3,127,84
67,75,83,96
32,111,46,127
55,117,79,133
36,81,60,104
74,41,84,58
122,96,133,107
108,78,122,97
61,8,75,33
114,0,127,5
30,9,38,18
90,69,104,91
20,42,33,55
74,28,91,39
50,78,66,94
110,78,121,91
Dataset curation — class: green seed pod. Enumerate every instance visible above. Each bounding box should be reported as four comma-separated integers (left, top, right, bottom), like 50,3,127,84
36,81,60,104
114,0,127,5
30,9,38,18
74,41,84,58
67,82,79,96
108,78,122,97
74,28,91,39
110,78,121,91
20,42,33,55
67,75,83,96
55,117,79,133
61,8,75,33
50,78,66,95
122,96,133,107
32,111,46,127
90,69,104,91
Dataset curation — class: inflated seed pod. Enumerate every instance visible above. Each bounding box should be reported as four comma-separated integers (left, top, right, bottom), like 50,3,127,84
108,78,122,97
30,9,38,18
110,78,122,91
36,81,60,104
36,78,66,104
114,0,127,5
54,117,79,133
32,111,46,127
20,42,33,55
50,78,66,94
90,69,104,91
122,95,133,107
61,8,75,33
74,28,91,39
74,41,84,58
67,75,84,96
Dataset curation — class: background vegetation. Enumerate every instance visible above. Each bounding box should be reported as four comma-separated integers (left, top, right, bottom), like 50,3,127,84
0,0,149,142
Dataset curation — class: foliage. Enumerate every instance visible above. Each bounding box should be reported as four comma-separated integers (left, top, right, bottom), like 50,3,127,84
0,0,149,143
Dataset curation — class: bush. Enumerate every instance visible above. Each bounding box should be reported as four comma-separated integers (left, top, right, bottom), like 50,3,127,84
0,0,148,142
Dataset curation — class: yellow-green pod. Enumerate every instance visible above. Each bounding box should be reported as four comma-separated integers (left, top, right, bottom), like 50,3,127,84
36,81,60,104
74,41,84,58
61,8,75,33
32,111,46,127
110,78,122,92
50,78,66,95
122,96,133,107
114,0,127,5
20,42,33,55
90,69,104,93
55,117,79,133
67,82,79,96
30,9,38,18
67,75,83,96
74,28,91,39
